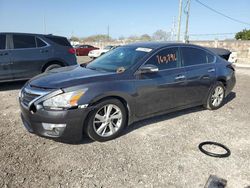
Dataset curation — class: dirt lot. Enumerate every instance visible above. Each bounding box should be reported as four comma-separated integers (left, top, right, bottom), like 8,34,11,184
0,59,250,187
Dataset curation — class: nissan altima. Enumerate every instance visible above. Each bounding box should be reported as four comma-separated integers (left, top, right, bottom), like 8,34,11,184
19,42,236,142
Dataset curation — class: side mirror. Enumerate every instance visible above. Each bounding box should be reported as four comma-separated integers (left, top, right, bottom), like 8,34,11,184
138,64,159,74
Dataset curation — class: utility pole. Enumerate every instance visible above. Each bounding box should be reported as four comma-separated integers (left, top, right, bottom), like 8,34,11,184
171,16,176,41
107,25,110,41
184,0,191,43
177,0,183,41
43,14,46,34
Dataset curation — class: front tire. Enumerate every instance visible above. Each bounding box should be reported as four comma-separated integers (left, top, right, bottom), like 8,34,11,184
44,64,62,72
85,99,127,142
204,82,225,110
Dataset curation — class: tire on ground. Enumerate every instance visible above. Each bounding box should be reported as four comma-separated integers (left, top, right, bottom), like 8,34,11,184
44,64,62,72
204,81,225,110
85,98,127,142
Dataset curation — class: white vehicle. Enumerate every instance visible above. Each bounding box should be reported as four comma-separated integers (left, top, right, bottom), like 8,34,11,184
88,45,116,58
228,51,238,63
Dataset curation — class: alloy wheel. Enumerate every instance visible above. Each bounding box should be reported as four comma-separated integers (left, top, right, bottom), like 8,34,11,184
211,86,224,107
93,104,123,137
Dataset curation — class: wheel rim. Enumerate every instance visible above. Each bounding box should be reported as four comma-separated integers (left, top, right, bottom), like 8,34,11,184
211,86,224,107
93,104,123,137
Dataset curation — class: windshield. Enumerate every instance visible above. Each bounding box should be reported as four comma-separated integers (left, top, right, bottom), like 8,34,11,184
86,47,150,72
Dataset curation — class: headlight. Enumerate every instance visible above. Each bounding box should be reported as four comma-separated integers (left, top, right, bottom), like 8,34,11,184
43,89,88,109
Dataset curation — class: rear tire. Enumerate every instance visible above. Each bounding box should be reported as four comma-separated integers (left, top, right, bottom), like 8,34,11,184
204,82,225,110
85,99,127,142
44,64,62,72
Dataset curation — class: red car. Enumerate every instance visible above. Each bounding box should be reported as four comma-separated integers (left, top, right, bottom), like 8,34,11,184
75,45,99,56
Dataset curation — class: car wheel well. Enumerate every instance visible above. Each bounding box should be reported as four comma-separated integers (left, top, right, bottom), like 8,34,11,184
85,96,130,129
42,61,65,72
217,78,227,87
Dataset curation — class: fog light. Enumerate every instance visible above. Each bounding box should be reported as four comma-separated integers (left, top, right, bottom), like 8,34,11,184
42,123,66,131
42,123,66,137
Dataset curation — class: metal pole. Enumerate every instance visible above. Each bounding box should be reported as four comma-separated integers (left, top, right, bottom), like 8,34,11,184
43,14,46,34
184,0,191,43
107,25,110,42
177,0,183,41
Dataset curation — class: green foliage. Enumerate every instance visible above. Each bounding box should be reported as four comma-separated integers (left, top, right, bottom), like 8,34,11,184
152,30,170,41
140,34,152,41
82,34,112,42
235,29,250,40
69,36,80,42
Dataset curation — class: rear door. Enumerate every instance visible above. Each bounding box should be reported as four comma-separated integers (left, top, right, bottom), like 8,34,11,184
180,46,216,104
44,36,76,65
0,34,12,81
10,34,50,79
135,47,188,117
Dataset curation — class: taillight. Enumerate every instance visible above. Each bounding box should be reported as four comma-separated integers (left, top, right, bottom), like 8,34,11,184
68,48,76,54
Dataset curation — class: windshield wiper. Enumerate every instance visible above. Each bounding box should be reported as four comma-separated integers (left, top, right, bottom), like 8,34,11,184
87,66,98,70
86,66,114,72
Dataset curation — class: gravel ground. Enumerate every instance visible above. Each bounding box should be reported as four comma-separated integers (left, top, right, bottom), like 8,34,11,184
0,59,250,187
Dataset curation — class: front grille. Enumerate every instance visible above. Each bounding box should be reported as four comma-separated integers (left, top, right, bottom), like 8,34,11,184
20,85,51,107
21,90,40,107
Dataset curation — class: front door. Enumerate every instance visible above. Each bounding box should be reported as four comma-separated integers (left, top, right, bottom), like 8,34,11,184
0,34,12,81
135,47,188,117
10,34,49,79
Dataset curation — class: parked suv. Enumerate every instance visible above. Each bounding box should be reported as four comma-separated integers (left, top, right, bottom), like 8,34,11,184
0,32,77,82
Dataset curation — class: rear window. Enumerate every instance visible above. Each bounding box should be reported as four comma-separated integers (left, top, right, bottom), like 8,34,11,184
45,36,71,46
36,37,47,47
182,47,215,66
0,34,6,50
13,35,36,49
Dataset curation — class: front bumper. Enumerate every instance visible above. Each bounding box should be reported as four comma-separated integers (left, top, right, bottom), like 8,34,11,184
20,101,91,143
88,53,101,58
225,71,236,96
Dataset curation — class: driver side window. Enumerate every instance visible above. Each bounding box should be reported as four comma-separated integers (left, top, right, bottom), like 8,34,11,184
146,48,179,70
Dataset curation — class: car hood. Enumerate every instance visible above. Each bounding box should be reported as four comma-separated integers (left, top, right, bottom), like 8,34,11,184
29,65,115,89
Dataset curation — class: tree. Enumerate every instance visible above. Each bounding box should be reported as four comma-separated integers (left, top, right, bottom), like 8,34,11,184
127,35,140,41
140,34,152,41
82,34,112,42
152,30,170,41
235,29,250,40
70,36,80,42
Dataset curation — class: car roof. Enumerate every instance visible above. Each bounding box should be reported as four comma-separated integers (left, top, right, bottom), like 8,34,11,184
123,42,206,50
0,32,65,38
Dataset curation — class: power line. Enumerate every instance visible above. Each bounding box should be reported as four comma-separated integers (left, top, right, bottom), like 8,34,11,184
195,0,250,26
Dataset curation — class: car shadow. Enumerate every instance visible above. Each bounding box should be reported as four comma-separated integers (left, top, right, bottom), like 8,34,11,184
64,92,236,145
122,91,236,137
52,91,236,145
0,81,27,91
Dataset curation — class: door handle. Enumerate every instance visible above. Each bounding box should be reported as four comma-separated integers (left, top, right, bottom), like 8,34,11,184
208,68,215,73
175,75,186,80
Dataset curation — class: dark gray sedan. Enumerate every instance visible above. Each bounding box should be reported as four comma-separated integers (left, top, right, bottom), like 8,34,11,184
19,42,236,142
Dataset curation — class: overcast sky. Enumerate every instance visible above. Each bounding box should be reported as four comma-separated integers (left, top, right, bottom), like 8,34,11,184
0,0,249,40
